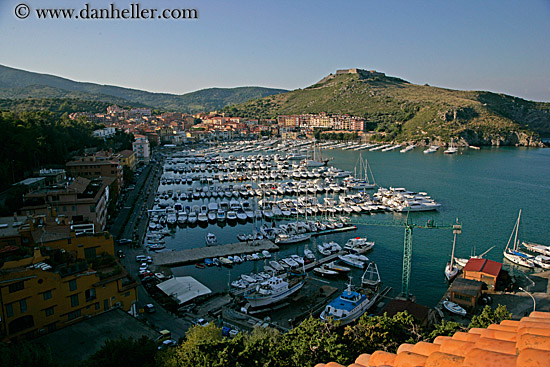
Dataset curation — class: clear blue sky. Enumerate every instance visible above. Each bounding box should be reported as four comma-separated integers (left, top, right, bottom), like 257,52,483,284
1,0,549,101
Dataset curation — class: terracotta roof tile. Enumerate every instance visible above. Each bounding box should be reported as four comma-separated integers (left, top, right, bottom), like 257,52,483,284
396,344,415,354
425,351,464,367
368,351,397,366
463,348,517,367
393,351,428,367
354,354,371,366
410,342,440,356
516,348,550,367
463,258,502,277
439,339,476,357
317,311,550,367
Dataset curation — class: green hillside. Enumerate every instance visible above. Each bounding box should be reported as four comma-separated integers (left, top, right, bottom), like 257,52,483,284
0,65,287,113
223,71,550,145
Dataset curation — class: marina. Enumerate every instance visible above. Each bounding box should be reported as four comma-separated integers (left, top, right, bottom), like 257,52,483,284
140,141,550,322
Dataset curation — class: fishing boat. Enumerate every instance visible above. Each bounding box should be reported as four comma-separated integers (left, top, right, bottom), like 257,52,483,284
503,210,535,268
361,262,381,288
244,276,305,308
320,280,379,325
205,233,217,246
442,300,467,316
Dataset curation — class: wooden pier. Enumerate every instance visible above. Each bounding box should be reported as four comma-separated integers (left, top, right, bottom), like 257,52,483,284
152,239,279,267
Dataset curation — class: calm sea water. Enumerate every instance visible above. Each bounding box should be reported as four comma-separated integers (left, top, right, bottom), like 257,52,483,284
159,147,550,307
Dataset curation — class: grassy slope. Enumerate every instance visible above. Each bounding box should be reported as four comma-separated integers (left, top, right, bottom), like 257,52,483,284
227,73,550,142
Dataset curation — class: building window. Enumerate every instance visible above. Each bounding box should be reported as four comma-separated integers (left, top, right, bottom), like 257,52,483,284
90,205,96,213
84,247,96,259
95,303,100,310
20,299,27,313
69,279,77,291
104,299,109,311
68,309,81,321
85,288,96,302
6,303,13,318
9,281,24,293
70,294,79,307
43,290,52,300
45,307,54,317
72,206,76,211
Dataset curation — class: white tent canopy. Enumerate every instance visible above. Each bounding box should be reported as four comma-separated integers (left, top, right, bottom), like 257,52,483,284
156,276,212,305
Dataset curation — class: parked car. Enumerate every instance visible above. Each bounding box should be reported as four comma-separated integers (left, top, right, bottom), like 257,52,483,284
117,250,125,258
144,304,156,313
139,263,148,271
195,318,209,327
117,238,133,245
136,255,147,262
158,339,177,350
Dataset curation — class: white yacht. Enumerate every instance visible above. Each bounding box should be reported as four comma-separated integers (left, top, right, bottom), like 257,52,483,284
244,276,305,308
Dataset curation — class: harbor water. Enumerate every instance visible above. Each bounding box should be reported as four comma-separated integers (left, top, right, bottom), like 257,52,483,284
157,146,550,307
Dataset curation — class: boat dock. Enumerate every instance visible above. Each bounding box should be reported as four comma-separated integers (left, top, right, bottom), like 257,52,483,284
310,225,358,237
152,240,279,267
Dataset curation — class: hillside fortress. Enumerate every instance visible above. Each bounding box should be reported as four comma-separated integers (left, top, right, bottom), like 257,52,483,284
335,68,385,78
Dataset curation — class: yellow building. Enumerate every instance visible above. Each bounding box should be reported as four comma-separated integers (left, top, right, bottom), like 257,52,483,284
0,216,138,341
118,150,136,171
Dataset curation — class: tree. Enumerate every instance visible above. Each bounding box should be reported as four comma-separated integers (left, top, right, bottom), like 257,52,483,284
468,305,511,329
82,336,158,367
344,312,422,356
0,342,57,367
160,324,226,367
427,320,465,341
275,317,350,367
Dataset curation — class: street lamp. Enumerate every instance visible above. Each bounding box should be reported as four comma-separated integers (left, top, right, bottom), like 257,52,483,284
519,287,536,312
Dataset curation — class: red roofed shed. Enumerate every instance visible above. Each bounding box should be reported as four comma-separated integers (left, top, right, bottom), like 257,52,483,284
463,258,502,289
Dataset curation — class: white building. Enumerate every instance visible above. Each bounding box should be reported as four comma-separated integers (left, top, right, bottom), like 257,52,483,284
92,127,117,139
132,135,150,163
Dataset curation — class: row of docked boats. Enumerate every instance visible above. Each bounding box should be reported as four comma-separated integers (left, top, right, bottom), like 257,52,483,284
198,249,274,270
503,210,550,269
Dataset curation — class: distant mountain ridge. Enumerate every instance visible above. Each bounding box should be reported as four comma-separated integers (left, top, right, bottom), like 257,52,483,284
0,64,287,113
223,69,550,146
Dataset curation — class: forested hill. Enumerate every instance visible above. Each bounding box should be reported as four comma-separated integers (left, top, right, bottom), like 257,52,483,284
0,65,287,113
223,70,550,145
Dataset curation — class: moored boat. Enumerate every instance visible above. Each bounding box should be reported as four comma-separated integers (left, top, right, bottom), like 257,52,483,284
244,276,305,308
320,281,379,325
442,300,467,316
361,262,381,288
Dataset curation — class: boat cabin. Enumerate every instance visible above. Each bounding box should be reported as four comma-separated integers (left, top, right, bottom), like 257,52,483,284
449,278,484,310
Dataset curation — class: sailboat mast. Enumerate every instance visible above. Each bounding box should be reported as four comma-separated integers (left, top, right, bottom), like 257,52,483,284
450,232,457,267
514,209,522,251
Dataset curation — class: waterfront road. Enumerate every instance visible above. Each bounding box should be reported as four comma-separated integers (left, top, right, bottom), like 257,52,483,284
107,153,195,339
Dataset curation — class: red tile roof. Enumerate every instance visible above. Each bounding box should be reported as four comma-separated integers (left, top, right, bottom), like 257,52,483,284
315,311,550,367
463,258,502,277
